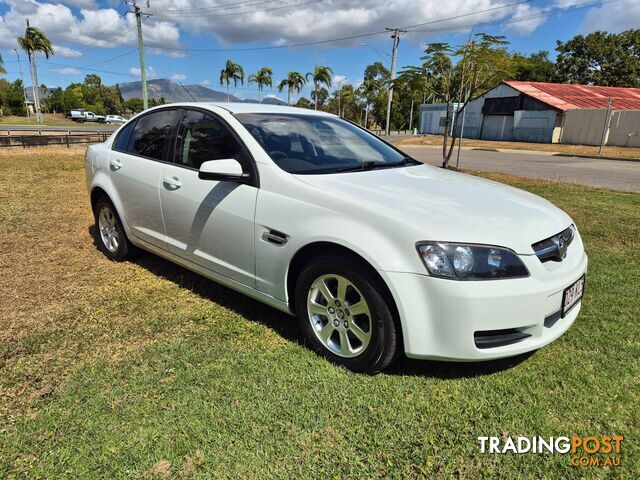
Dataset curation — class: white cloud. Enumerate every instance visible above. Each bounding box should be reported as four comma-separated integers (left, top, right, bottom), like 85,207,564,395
58,0,99,9
332,75,348,85
55,46,82,57
0,0,181,53
142,0,549,46
170,73,186,81
200,80,211,86
129,65,157,79
503,4,545,35
51,67,80,75
580,0,640,33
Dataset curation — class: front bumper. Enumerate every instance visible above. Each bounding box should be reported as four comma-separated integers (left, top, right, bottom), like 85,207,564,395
381,250,588,361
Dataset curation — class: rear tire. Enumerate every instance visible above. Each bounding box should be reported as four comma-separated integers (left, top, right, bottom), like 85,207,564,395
294,254,399,373
93,196,136,261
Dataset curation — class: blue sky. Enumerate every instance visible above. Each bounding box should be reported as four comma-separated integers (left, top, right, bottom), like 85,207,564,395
0,0,638,102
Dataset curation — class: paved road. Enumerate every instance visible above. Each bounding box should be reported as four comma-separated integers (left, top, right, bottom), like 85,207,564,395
397,145,640,193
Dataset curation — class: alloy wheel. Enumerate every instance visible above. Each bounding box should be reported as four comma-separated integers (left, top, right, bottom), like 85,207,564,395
307,274,372,358
98,205,120,253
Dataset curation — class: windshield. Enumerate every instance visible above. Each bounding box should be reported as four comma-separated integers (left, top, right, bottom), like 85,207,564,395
235,113,412,174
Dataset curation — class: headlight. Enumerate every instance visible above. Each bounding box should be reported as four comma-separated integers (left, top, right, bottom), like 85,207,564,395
416,242,529,280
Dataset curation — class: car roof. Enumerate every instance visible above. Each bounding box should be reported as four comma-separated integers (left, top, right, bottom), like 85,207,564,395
161,102,337,117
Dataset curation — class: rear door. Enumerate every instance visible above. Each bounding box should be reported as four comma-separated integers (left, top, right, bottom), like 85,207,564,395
159,108,258,287
108,108,178,249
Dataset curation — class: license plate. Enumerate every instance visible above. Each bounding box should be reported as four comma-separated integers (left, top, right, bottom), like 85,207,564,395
562,275,585,317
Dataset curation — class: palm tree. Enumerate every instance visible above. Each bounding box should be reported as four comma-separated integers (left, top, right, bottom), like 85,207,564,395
248,67,273,103
0,54,6,74
306,65,333,110
219,59,244,102
277,72,306,106
18,23,54,123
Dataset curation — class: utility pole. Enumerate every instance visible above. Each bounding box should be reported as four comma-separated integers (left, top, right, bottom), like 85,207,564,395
384,27,405,136
336,76,347,117
14,49,30,122
126,1,150,110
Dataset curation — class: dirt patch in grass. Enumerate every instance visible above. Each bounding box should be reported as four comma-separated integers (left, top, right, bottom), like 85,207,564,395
398,134,640,160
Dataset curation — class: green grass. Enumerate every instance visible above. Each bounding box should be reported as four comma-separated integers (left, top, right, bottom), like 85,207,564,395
0,148,638,478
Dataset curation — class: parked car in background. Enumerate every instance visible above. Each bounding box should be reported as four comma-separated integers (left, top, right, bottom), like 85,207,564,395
70,109,105,123
105,115,126,125
85,103,588,373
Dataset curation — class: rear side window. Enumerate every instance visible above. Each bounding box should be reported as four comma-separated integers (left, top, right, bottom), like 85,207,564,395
113,120,135,152
174,110,248,170
127,109,177,160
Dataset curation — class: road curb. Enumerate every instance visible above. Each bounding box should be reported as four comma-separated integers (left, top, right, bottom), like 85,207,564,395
552,153,640,163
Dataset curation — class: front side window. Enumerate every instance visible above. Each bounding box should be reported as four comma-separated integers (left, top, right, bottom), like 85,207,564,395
236,113,411,174
127,109,177,160
174,110,247,170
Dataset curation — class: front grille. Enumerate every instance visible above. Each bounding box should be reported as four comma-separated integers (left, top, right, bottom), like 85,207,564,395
531,226,574,262
474,328,531,349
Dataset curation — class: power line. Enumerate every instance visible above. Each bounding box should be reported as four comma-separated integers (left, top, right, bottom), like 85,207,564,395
148,0,282,14
82,48,139,67
149,0,321,18
408,0,621,34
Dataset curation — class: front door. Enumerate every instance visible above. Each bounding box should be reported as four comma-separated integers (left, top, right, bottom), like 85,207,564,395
160,109,258,287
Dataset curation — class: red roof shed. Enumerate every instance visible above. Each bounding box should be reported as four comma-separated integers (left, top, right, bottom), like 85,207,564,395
503,81,640,111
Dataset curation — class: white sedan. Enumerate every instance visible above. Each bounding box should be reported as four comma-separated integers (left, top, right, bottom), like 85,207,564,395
85,103,587,372
105,115,126,125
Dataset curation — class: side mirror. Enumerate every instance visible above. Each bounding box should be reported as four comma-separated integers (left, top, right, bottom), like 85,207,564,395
198,159,247,182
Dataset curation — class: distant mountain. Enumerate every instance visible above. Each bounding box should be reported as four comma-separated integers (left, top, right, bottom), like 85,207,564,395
117,79,236,102
116,78,287,105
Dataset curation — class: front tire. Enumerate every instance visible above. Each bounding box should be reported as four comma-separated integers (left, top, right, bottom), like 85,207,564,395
93,197,135,261
294,254,399,373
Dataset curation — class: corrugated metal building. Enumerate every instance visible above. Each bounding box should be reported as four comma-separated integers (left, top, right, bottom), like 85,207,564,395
418,103,461,135
420,81,640,146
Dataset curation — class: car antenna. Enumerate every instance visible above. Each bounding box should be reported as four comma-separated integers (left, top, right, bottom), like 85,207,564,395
179,82,198,101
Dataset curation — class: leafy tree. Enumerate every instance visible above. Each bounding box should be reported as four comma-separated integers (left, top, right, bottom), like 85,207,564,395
419,34,517,167
327,84,361,119
0,79,28,115
394,67,433,131
219,59,244,102
62,83,85,112
278,72,306,105
45,87,64,113
555,29,640,87
358,62,390,128
0,54,6,75
18,25,54,123
306,65,332,110
248,67,273,103
512,50,557,82
124,98,144,113
294,97,312,109
84,74,102,87
310,87,329,108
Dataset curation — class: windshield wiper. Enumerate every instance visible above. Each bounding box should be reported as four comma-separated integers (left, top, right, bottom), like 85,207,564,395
335,157,420,173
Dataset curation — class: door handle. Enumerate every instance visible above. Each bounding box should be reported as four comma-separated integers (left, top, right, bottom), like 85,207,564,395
110,159,123,171
162,176,182,190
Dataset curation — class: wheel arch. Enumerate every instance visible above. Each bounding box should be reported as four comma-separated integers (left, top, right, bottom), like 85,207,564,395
286,242,403,344
90,185,110,210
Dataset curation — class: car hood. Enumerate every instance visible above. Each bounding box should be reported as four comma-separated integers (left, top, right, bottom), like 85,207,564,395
293,164,572,254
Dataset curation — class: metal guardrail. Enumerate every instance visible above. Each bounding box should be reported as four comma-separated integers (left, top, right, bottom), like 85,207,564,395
0,131,111,148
